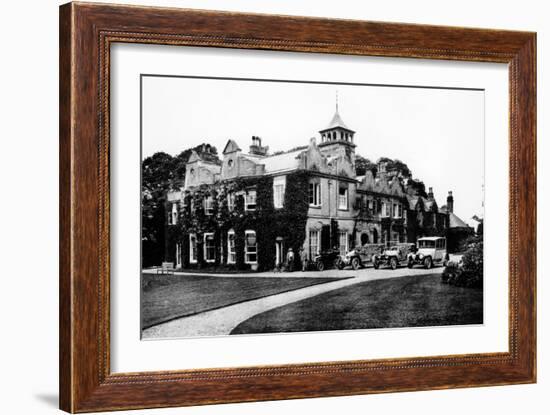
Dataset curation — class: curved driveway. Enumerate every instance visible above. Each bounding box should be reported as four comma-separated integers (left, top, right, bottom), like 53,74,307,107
142,266,443,339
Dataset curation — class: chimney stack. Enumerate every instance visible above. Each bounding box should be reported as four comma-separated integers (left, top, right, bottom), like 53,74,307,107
428,187,434,199
447,191,454,213
249,136,269,156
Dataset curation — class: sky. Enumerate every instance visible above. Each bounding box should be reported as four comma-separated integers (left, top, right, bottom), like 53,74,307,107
142,75,484,224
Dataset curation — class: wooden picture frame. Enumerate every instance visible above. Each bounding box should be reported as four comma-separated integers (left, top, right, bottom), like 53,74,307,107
59,2,536,412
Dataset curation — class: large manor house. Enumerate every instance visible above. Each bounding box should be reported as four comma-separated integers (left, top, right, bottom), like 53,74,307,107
164,102,471,270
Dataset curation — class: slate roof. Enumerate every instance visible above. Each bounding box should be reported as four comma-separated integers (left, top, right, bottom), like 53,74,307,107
260,149,303,174
320,108,355,132
448,212,470,228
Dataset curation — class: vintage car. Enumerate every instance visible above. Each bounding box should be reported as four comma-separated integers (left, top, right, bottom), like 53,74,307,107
313,249,344,271
343,244,385,270
406,236,449,269
372,243,416,270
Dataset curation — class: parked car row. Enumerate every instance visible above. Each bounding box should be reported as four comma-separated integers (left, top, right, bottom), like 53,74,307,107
311,237,449,271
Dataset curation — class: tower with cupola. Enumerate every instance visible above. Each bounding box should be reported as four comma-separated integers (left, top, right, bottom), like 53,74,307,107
318,93,356,161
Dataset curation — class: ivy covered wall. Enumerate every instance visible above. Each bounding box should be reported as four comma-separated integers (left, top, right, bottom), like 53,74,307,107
166,171,310,271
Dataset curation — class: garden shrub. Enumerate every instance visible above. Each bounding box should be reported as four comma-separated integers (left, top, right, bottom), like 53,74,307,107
442,240,483,288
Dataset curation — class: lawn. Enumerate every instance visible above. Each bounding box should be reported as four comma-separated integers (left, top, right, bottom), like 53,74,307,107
141,273,342,329
231,274,483,335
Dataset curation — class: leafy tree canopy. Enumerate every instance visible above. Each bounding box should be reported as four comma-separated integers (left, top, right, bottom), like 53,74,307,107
355,154,377,176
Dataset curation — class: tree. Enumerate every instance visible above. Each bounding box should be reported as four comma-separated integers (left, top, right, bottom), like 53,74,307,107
141,144,220,267
406,178,428,198
388,159,411,178
355,154,377,176
141,152,175,267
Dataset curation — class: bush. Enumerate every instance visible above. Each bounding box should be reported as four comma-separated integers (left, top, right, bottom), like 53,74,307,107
441,261,460,284
442,240,483,288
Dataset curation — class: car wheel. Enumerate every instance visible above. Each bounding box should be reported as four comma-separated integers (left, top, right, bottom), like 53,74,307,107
407,259,414,268
351,257,360,270
390,257,398,270
373,259,379,270
317,261,325,271
335,258,344,270
424,257,433,269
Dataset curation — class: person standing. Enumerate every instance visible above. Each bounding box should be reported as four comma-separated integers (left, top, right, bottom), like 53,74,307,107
300,247,308,272
286,248,295,272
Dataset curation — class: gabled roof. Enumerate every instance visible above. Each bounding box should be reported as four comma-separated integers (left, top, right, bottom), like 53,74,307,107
222,139,241,155
448,212,470,228
187,150,201,163
187,149,221,165
406,195,420,209
424,198,437,211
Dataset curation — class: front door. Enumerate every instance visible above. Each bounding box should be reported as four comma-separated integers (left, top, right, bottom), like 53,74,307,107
321,225,331,252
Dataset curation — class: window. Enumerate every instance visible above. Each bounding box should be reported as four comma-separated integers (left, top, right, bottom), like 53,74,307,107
169,203,178,225
245,230,257,264
381,202,390,217
175,243,182,268
339,231,348,256
245,189,256,211
227,193,235,212
204,233,215,262
418,239,436,248
204,196,214,215
308,181,321,206
227,230,236,264
228,159,234,168
189,234,197,263
338,187,348,210
273,176,286,209
309,229,320,258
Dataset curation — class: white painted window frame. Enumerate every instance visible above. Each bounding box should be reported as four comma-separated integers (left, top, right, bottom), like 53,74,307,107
189,233,197,264
227,229,236,264
203,232,215,263
244,229,258,264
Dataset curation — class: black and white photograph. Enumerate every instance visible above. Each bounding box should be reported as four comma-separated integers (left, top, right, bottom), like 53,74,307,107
140,75,485,340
